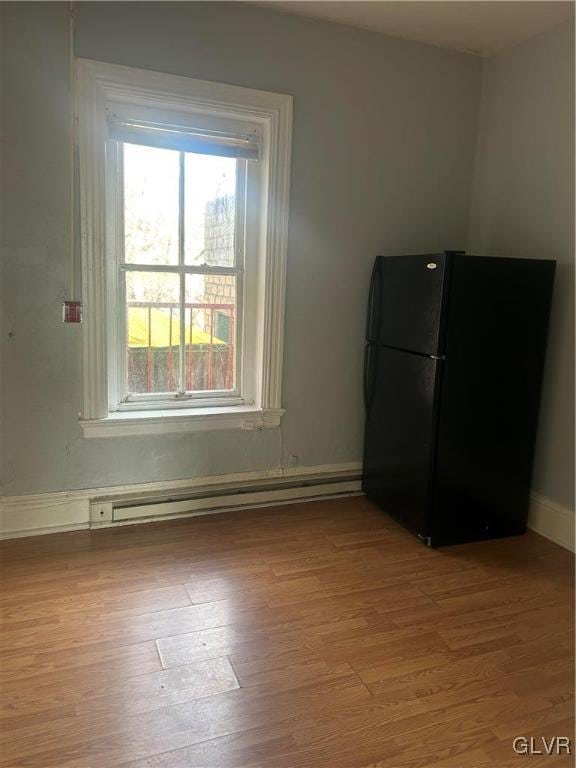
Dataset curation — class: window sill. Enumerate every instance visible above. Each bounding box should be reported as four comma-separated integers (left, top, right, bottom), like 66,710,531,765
79,406,284,439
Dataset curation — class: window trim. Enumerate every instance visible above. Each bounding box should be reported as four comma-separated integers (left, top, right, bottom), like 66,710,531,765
76,58,292,436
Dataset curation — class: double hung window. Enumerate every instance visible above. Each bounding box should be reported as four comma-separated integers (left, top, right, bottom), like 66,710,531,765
107,118,256,407
76,59,292,437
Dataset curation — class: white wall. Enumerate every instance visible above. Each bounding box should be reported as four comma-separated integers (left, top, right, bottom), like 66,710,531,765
0,2,481,496
468,19,575,514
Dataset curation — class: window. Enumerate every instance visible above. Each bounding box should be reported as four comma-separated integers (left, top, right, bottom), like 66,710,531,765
76,60,292,437
113,141,244,405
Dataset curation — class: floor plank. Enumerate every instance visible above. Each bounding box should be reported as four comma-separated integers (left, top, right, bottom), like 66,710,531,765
0,496,573,767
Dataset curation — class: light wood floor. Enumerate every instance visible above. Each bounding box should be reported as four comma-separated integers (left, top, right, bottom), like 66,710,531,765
0,496,574,768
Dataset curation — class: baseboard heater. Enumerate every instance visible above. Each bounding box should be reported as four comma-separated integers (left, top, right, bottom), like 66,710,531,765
89,474,362,527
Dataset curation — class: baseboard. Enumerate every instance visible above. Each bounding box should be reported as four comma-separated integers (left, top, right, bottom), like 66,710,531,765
0,462,363,540
528,492,575,552
0,493,92,539
3,469,572,552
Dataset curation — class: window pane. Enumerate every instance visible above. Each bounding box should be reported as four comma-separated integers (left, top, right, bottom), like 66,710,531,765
184,154,237,267
184,273,237,392
124,144,179,265
126,271,180,394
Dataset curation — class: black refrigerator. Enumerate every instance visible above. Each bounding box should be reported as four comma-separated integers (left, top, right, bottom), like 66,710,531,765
362,251,555,547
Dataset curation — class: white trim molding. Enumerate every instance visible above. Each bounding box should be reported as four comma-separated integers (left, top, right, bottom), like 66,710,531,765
80,406,284,438
76,58,293,434
0,463,362,540
0,494,91,539
528,492,575,553
3,471,572,552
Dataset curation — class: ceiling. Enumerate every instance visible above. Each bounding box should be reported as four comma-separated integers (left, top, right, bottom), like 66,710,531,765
258,1,574,56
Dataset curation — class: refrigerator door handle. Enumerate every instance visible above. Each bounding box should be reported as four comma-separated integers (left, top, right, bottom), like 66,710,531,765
363,345,375,412
366,259,382,342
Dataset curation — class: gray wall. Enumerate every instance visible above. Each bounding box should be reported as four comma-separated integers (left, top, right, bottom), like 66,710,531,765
468,19,575,510
0,2,481,496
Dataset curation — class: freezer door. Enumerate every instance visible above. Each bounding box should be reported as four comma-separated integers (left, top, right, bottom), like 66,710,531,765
362,346,439,538
366,254,448,355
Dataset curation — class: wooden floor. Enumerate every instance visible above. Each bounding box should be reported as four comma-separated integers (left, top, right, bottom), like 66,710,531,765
0,497,574,768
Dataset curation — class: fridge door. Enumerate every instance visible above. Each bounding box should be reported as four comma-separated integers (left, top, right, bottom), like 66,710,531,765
362,345,439,538
366,254,448,355
431,255,556,546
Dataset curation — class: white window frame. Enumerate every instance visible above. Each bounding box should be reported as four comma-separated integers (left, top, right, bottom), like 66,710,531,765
76,59,292,438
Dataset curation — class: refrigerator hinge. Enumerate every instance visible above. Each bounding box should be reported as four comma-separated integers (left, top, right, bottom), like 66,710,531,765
417,533,432,547
429,355,445,361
